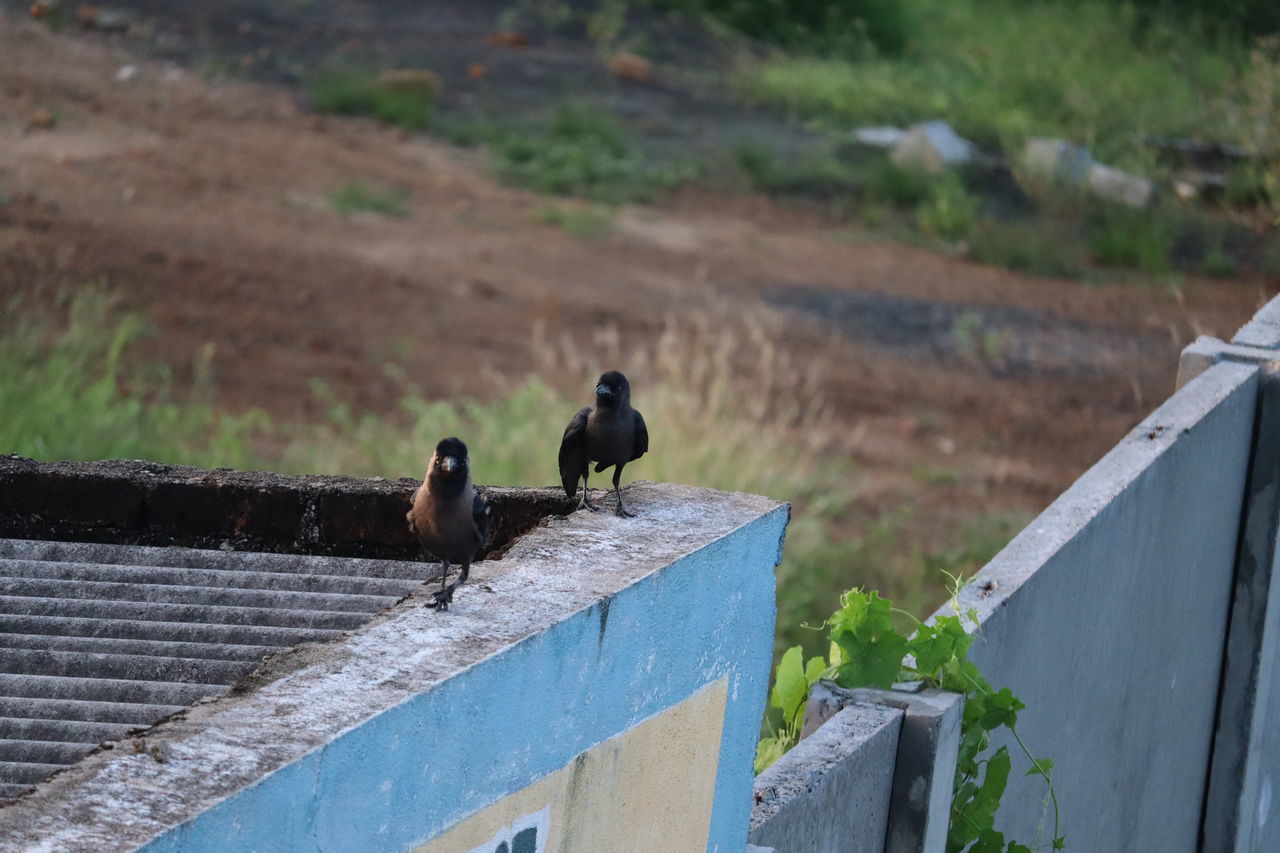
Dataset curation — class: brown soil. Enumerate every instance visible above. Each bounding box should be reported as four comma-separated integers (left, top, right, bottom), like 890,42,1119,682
0,14,1274,540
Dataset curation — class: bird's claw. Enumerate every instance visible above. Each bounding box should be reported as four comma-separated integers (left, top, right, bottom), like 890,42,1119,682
579,493,599,512
615,504,635,518
427,586,454,611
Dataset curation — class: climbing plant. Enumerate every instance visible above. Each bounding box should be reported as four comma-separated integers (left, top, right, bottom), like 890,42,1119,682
757,584,1064,853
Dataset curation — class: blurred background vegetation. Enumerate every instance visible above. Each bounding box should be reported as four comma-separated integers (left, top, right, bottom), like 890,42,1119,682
3,0,1277,666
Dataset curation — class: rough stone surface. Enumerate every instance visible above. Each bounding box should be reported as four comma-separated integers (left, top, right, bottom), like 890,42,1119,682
0,481,787,852
750,702,902,852
946,359,1259,851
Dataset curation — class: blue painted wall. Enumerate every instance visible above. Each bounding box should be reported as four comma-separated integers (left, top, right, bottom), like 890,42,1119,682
139,506,788,853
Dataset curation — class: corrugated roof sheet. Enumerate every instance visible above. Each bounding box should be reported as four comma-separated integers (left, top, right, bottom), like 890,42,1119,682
0,538,433,802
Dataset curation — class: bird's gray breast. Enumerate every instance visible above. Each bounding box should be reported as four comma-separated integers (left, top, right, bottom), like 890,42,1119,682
586,409,635,465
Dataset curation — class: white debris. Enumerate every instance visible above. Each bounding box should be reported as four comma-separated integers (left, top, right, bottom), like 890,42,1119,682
852,126,906,149
891,120,974,173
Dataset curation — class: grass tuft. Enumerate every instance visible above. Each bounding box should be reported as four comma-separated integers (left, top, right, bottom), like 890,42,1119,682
328,182,410,218
309,70,434,131
489,104,696,203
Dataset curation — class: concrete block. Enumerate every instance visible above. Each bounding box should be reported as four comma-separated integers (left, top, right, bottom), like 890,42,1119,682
891,120,974,173
750,702,903,852
802,681,963,853
1086,162,1155,208
1176,336,1280,390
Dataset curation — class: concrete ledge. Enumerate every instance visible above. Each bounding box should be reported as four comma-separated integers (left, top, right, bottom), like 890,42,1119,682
750,702,903,852
0,455,573,560
0,481,788,852
1176,336,1279,391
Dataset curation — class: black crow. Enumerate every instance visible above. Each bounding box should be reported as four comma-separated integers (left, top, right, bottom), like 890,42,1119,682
407,437,490,611
558,370,649,517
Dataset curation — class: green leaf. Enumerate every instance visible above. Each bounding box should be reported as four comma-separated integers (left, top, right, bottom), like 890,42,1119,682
1053,836,1067,849
970,828,1006,853
832,631,909,689
978,688,1026,730
755,735,786,774
1025,757,1054,777
770,646,810,723
828,589,909,688
804,655,827,688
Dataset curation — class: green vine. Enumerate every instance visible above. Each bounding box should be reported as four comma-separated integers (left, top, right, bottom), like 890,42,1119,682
757,584,1064,853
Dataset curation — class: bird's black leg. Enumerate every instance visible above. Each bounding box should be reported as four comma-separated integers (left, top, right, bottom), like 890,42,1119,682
579,470,598,512
612,465,634,517
428,560,452,610
431,559,471,611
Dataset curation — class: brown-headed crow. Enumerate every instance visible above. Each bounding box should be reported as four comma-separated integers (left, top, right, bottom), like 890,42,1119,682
407,437,490,611
558,370,649,517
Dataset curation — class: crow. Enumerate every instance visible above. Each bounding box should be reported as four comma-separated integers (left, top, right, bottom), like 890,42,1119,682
558,370,649,517
407,437,490,611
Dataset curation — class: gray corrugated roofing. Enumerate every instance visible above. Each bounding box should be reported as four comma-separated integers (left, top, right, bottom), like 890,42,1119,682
0,538,435,802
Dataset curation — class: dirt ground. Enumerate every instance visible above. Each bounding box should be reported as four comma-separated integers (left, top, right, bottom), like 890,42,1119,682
0,10,1274,539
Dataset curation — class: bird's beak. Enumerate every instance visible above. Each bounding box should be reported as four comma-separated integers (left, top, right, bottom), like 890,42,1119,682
595,384,614,398
441,455,460,473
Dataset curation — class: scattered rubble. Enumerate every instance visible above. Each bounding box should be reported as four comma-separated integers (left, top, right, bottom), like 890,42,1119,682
1021,137,1093,186
27,108,56,130
609,52,653,84
852,126,906,149
890,120,975,172
376,69,443,98
1086,162,1155,208
1021,137,1154,208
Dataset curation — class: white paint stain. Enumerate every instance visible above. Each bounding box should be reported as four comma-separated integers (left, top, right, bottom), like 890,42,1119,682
1259,775,1272,831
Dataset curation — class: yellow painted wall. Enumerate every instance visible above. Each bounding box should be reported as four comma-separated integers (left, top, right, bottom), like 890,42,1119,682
414,678,728,853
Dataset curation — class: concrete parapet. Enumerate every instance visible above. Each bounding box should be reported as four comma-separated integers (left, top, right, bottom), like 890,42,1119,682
750,702,903,852
946,358,1260,850
802,682,962,853
0,477,788,852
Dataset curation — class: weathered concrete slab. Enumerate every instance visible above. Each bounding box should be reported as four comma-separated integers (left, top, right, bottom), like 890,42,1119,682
802,682,962,853
750,702,902,852
0,481,788,852
1176,334,1279,390
1202,362,1280,852
945,360,1260,851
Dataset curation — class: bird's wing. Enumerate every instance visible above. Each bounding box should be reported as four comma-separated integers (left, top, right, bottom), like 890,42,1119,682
406,484,422,531
558,407,591,497
631,408,649,461
472,492,491,549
